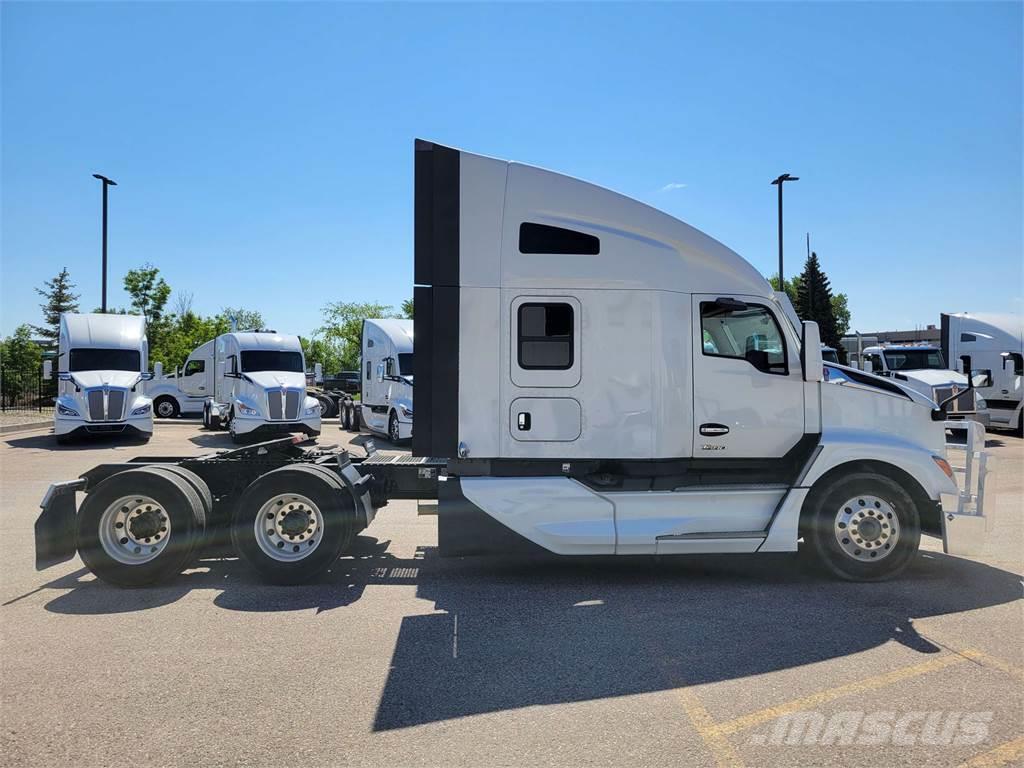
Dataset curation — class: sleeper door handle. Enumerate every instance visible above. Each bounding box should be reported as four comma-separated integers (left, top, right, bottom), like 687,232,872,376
699,423,730,436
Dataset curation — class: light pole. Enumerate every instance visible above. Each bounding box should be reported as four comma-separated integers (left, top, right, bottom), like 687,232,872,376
770,173,799,286
92,173,117,312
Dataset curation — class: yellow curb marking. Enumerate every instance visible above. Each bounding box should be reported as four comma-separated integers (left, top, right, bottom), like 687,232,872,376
957,736,1024,768
674,685,744,768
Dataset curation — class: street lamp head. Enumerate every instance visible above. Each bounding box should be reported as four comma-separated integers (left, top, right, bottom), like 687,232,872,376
771,173,799,185
92,173,117,186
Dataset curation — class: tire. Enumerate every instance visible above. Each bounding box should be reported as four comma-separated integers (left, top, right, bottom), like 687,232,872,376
324,397,338,419
1015,411,1023,439
156,465,213,520
202,403,211,430
230,464,357,584
802,471,921,581
388,411,401,444
77,466,207,587
350,403,361,431
341,403,352,431
154,397,180,419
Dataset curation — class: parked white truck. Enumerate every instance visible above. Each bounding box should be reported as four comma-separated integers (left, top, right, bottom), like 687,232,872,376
46,313,154,445
338,319,414,444
147,330,321,443
859,344,990,429
942,312,1023,435
36,140,985,587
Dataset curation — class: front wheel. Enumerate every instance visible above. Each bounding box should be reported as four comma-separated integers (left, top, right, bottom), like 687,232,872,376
802,472,921,581
388,411,401,444
154,397,179,419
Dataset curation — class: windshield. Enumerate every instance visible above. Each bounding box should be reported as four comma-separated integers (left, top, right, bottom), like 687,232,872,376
398,353,414,377
883,349,945,371
69,348,141,372
241,350,303,373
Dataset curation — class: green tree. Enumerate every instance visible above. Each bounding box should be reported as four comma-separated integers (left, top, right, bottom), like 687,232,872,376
317,301,395,369
795,252,845,361
32,267,80,345
301,336,346,375
1,324,43,376
401,298,414,319
220,307,265,332
831,293,851,339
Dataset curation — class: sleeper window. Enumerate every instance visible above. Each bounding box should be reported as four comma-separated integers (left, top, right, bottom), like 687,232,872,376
699,302,788,375
518,303,574,370
519,223,600,255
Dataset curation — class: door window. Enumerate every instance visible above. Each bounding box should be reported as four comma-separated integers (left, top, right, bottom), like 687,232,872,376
518,303,574,370
699,302,788,375
183,360,205,376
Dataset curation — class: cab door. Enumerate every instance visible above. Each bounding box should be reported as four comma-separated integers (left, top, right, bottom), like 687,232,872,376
692,296,805,458
180,356,211,397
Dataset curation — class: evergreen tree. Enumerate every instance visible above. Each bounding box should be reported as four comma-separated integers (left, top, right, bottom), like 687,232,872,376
796,252,844,360
32,267,80,344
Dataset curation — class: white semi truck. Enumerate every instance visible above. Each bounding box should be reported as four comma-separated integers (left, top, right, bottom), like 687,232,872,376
46,313,154,445
147,331,321,443
859,344,990,429
36,140,985,587
941,312,1023,435
338,318,414,444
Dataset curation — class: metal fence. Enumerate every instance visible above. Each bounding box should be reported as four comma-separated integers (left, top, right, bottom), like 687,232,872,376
0,366,57,412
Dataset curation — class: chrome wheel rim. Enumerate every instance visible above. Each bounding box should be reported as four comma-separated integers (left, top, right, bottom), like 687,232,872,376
156,400,175,417
390,418,399,442
253,493,323,562
99,495,171,565
834,494,900,562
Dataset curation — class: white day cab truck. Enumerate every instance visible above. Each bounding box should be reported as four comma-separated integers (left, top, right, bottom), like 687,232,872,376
337,318,414,444
45,313,154,445
35,140,988,587
858,344,991,432
145,330,322,444
942,312,1023,435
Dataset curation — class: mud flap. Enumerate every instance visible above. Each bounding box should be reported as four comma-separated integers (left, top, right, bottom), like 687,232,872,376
35,480,86,570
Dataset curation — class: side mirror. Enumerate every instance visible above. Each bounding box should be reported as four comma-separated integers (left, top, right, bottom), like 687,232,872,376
139,372,154,381
58,372,73,382
1001,351,1024,376
42,360,53,380
154,362,163,379
314,362,323,384
801,321,823,382
972,370,992,388
959,354,972,376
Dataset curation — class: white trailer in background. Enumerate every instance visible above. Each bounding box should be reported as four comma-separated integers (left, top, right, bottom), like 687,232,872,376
47,313,154,444
942,312,1024,435
339,319,414,444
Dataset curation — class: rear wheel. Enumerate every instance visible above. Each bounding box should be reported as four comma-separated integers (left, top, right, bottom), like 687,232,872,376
77,466,207,587
803,472,920,581
154,397,179,419
231,465,357,584
341,403,352,431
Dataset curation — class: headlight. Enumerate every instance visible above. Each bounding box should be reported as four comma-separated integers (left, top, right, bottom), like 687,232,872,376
236,402,259,417
399,403,413,417
976,396,987,409
130,404,152,416
304,404,320,416
57,403,80,417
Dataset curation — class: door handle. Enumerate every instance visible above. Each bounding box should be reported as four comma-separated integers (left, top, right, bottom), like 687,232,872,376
517,412,531,431
699,423,730,436
198,386,205,391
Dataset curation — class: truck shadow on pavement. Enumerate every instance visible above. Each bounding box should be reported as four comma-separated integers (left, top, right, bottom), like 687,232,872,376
36,537,1022,731
4,433,150,451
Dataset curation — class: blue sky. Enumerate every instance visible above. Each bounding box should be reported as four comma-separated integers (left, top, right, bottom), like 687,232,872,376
2,2,1021,340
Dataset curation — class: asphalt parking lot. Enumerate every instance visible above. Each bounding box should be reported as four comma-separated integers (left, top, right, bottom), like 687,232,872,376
1,421,1022,768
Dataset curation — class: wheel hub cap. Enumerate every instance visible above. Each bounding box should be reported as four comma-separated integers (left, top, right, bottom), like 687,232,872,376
834,494,900,562
99,495,171,565
254,493,323,562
